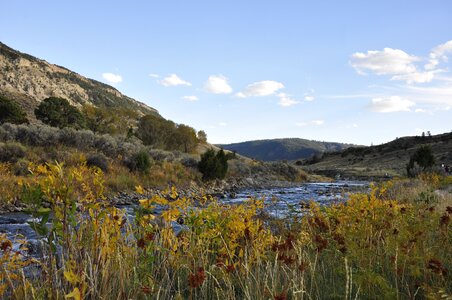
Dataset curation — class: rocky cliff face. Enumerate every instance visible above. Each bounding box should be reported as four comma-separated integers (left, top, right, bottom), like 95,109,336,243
0,42,158,118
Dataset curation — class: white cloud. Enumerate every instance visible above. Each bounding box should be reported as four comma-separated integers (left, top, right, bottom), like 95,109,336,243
295,120,324,126
219,122,227,126
158,74,191,87
277,93,299,107
402,85,452,108
351,48,419,76
102,73,122,84
425,40,452,70
368,96,415,113
415,108,427,113
149,73,160,78
304,95,315,101
182,95,199,101
204,75,233,94
236,80,284,98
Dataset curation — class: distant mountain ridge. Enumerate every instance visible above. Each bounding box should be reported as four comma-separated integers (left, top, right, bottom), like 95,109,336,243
218,138,356,161
0,42,158,119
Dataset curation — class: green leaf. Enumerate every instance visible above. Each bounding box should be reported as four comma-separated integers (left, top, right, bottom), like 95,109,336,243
27,221,48,236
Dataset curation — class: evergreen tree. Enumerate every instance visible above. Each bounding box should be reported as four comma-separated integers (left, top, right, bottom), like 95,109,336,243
0,95,28,125
35,97,86,129
198,149,229,181
407,145,435,177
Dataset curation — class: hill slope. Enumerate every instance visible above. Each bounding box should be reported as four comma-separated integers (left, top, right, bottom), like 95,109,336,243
0,42,158,119
305,132,452,178
218,138,355,161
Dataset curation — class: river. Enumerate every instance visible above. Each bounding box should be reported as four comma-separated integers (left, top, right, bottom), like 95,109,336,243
0,181,368,253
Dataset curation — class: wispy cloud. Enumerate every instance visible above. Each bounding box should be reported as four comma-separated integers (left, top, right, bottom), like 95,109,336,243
204,75,233,94
236,80,284,98
425,40,452,70
149,73,160,78
296,120,325,127
277,93,299,107
102,72,122,84
182,95,199,101
158,74,191,87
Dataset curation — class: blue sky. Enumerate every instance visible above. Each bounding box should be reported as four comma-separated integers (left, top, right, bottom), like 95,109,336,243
1,1,452,145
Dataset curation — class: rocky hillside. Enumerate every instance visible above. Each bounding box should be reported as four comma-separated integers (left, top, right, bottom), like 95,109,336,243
304,132,452,179
0,42,158,119
218,138,355,161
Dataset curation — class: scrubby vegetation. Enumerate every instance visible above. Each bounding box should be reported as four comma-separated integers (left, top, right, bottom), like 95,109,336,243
0,164,450,299
305,132,452,179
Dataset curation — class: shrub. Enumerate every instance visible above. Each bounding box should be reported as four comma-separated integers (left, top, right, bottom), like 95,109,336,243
180,156,199,168
86,153,109,172
125,150,152,173
198,149,228,181
93,134,118,157
0,142,26,163
12,159,30,176
35,97,86,129
0,95,28,125
149,149,176,162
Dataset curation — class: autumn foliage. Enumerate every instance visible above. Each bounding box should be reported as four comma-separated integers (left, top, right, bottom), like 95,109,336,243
0,163,451,299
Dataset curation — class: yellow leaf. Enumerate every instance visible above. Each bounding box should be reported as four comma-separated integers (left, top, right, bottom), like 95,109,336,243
64,270,80,284
139,199,153,209
65,287,81,300
135,185,145,195
162,207,180,222
152,195,169,205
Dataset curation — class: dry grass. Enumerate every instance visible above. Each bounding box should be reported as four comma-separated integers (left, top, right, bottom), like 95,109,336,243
1,163,451,299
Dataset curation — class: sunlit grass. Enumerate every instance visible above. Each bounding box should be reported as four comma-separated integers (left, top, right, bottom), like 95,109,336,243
0,163,451,299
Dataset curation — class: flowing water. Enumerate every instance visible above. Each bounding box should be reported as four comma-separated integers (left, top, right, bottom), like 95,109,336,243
0,181,368,256
223,181,369,217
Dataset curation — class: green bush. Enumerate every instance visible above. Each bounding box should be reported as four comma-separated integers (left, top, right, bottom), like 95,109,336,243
35,97,86,129
86,153,109,172
407,145,435,177
0,95,28,125
125,150,152,173
198,149,228,181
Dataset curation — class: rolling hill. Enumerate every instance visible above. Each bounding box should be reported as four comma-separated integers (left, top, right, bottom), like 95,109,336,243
0,41,158,120
218,138,355,161
304,132,452,178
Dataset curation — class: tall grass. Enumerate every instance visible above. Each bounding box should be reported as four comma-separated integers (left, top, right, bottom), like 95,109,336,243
0,163,451,299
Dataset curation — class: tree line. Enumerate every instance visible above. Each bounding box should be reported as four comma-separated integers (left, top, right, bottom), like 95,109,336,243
0,95,207,153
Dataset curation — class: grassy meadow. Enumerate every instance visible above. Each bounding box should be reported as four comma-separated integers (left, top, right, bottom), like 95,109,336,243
0,161,451,299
